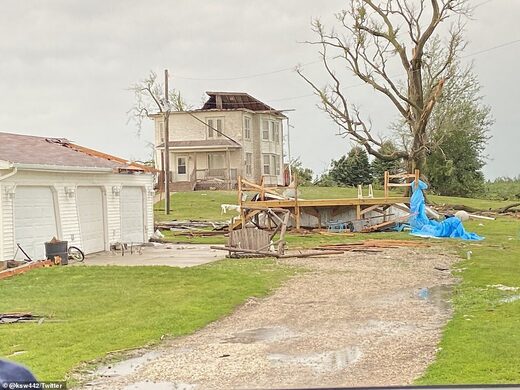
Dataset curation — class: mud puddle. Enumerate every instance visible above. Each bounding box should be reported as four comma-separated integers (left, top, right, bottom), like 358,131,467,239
122,381,197,390
222,326,297,344
418,285,452,311
268,347,362,373
95,351,163,378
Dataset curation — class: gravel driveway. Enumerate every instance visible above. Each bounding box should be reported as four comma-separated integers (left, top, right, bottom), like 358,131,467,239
80,247,456,390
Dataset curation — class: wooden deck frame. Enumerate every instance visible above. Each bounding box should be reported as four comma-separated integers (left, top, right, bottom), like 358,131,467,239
234,171,418,231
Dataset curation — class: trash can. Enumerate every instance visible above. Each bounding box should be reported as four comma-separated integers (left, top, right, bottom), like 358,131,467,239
45,240,68,265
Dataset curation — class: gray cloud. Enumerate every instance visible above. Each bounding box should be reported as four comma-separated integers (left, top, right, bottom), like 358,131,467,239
0,0,518,178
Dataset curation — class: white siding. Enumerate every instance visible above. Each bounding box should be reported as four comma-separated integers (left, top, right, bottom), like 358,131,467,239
0,169,154,260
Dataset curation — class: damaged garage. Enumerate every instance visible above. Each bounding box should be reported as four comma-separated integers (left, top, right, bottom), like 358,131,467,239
0,132,155,261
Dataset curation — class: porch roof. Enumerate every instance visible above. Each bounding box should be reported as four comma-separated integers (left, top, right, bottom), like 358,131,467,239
157,139,242,151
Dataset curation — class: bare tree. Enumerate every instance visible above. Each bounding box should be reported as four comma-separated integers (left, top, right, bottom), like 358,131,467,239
298,0,470,171
128,70,189,214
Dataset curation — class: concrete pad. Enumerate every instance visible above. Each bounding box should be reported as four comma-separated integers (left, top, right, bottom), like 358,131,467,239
82,244,226,267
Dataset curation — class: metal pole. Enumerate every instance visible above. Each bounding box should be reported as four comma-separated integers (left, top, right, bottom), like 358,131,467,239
287,117,292,185
164,69,171,215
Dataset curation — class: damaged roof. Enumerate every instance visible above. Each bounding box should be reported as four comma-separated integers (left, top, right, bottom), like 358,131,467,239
0,132,154,173
201,92,286,116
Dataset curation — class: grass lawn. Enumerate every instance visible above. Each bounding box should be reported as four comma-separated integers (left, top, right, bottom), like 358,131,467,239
0,259,295,381
154,191,237,222
417,217,520,383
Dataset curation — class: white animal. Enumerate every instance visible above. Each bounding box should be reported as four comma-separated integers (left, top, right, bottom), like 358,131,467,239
221,204,241,214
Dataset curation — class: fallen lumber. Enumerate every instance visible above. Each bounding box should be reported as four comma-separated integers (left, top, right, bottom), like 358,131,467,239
0,312,41,324
278,250,345,258
314,247,383,253
209,246,344,258
317,239,431,251
0,260,53,281
210,246,279,257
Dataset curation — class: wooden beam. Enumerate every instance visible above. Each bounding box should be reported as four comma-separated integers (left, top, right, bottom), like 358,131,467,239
360,204,384,216
242,197,410,209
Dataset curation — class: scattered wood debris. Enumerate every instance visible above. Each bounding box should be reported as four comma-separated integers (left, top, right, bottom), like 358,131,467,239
316,239,431,252
0,312,42,324
156,220,228,230
0,260,53,281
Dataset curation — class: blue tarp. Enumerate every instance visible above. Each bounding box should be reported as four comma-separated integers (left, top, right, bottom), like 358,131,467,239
408,180,484,241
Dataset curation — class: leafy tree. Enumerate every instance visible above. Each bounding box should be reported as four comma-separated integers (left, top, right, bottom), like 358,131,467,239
290,158,314,186
330,147,372,186
415,41,492,197
423,72,491,196
371,141,404,184
298,0,470,171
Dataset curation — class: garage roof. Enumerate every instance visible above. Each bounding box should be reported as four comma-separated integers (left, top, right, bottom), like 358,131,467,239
0,132,154,173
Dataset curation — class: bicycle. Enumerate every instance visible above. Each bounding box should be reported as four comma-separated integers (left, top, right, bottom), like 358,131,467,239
67,246,85,263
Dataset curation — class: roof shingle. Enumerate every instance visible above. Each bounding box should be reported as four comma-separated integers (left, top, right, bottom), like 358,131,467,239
0,132,152,172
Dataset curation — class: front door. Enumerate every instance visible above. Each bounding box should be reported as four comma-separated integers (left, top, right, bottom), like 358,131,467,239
176,155,188,181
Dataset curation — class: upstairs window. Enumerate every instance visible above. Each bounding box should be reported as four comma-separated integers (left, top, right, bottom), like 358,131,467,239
262,120,270,140
244,117,251,140
159,122,165,143
272,122,280,143
207,119,214,138
207,118,223,138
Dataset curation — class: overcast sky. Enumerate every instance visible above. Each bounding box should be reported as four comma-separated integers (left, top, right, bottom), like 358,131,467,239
1,0,518,179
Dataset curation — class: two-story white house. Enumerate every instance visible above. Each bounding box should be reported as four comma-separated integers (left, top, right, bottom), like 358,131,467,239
152,92,286,191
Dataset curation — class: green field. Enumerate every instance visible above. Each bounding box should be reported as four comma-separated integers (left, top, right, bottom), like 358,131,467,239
0,260,294,381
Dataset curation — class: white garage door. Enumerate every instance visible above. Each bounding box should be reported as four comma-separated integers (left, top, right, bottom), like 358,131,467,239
77,187,105,254
14,186,58,260
121,187,145,243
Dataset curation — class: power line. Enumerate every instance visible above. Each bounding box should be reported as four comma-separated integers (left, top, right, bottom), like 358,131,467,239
175,58,322,81
179,36,520,107
174,0,498,83
463,38,520,58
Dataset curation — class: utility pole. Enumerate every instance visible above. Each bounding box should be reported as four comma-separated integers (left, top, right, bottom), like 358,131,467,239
287,117,293,185
164,69,171,215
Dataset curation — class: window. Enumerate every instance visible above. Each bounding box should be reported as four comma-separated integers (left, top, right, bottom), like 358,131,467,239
159,122,165,143
273,122,280,143
245,153,252,176
244,117,251,140
216,119,223,138
207,119,214,138
207,118,223,138
274,155,281,175
263,154,270,175
177,157,186,175
262,120,270,140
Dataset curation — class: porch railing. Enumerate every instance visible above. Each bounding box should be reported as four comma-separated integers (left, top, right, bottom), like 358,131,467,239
196,168,237,181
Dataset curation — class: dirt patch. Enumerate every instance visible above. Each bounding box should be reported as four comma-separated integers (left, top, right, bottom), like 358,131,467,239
78,247,457,389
